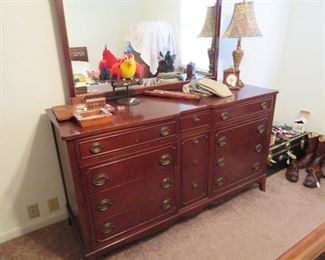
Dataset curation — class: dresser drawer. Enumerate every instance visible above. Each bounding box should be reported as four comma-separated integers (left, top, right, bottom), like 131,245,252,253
180,111,210,132
89,169,175,221
85,145,176,193
181,134,208,205
77,121,176,160
94,192,176,243
215,118,268,149
214,98,272,124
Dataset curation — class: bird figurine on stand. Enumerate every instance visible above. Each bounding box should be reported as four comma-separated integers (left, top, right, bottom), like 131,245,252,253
111,53,143,80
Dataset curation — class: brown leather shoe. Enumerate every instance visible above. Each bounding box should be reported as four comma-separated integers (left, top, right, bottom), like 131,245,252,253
296,133,319,168
306,135,325,173
303,166,322,188
285,160,300,182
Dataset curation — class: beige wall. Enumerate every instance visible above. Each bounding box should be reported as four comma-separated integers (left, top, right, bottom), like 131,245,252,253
0,0,68,242
0,0,324,243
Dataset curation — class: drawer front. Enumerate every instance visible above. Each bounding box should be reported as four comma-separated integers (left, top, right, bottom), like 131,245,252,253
85,145,176,193
213,118,269,191
180,111,210,132
214,98,272,124
77,121,176,160
94,192,176,243
181,134,208,204
89,170,175,221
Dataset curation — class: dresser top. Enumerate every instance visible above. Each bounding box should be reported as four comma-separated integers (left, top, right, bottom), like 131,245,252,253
47,85,278,140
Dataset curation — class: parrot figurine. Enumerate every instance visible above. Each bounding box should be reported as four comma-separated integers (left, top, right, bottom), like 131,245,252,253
111,53,143,80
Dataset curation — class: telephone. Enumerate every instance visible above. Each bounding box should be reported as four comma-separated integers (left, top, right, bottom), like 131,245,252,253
198,78,232,97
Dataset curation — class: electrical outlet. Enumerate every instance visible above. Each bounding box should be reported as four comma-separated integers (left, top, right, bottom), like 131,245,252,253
27,204,40,219
48,197,60,212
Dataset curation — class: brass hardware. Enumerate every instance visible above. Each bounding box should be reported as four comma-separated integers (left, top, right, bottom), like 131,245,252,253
96,199,112,212
100,222,115,235
252,162,260,171
217,157,226,167
161,199,173,210
160,177,172,189
89,142,103,154
192,159,199,166
215,177,224,187
285,142,290,148
192,115,200,123
278,154,285,161
261,102,268,110
255,144,263,153
92,173,109,187
192,182,198,189
257,124,265,134
221,112,229,121
160,154,173,166
160,126,171,137
192,139,199,145
218,136,227,147
300,138,306,150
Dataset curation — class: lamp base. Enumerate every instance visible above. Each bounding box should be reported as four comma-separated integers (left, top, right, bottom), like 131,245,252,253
232,38,244,70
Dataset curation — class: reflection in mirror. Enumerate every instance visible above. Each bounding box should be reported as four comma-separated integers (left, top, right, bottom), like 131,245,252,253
57,0,221,97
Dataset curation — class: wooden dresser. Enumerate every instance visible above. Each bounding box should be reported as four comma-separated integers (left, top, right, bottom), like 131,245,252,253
47,85,277,259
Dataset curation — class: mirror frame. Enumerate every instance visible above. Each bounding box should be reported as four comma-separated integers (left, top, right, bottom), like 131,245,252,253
54,0,223,98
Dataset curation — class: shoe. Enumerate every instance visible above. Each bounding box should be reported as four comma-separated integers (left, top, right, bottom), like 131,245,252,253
285,160,300,182
303,166,323,188
296,132,319,168
306,135,325,172
285,133,319,182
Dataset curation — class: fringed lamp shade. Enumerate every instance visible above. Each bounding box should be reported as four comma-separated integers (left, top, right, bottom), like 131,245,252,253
198,6,216,37
198,6,216,73
224,1,262,69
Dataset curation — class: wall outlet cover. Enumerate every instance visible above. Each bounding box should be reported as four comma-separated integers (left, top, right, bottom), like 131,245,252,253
48,197,60,212
27,204,40,219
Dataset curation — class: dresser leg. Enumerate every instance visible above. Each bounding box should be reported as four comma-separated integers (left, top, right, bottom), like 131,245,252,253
258,176,266,191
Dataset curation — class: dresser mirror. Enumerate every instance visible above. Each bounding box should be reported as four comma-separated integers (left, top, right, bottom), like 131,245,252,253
54,0,222,98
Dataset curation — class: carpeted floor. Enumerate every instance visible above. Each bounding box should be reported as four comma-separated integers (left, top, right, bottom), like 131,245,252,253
1,170,325,260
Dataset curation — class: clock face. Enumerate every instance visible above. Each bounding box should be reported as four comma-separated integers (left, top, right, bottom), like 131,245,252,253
226,74,238,86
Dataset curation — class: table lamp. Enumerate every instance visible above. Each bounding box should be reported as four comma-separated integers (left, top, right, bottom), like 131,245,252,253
224,1,262,70
198,6,216,74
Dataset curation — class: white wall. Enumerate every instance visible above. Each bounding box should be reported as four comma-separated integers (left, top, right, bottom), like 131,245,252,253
274,1,325,133
0,0,324,243
0,0,68,242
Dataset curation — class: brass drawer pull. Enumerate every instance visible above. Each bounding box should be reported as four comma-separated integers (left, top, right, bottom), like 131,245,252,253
257,124,265,134
261,102,268,110
192,182,198,189
192,159,199,166
218,136,227,147
252,162,260,171
160,177,172,189
161,199,173,210
215,177,224,187
160,126,171,137
255,144,263,153
89,142,103,154
160,154,173,166
192,138,199,145
96,199,112,212
92,173,109,187
217,157,226,167
221,112,229,121
192,115,200,123
100,222,115,235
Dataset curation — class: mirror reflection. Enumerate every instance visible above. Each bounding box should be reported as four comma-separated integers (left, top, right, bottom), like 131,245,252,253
63,0,217,96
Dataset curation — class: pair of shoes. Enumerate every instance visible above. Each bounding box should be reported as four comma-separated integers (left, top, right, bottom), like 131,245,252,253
303,135,325,188
285,132,319,182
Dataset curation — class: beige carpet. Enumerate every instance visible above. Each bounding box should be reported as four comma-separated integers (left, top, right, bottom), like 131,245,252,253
1,170,325,260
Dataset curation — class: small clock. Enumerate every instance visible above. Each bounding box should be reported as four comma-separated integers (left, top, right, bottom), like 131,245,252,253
223,68,242,89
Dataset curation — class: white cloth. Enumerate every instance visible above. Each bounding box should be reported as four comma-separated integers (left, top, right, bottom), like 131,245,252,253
124,21,177,75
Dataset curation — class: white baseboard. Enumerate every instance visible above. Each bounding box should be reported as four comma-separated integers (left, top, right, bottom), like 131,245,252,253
0,211,68,243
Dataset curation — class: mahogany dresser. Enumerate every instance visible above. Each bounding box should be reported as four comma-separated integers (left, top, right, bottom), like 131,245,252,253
47,85,278,259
